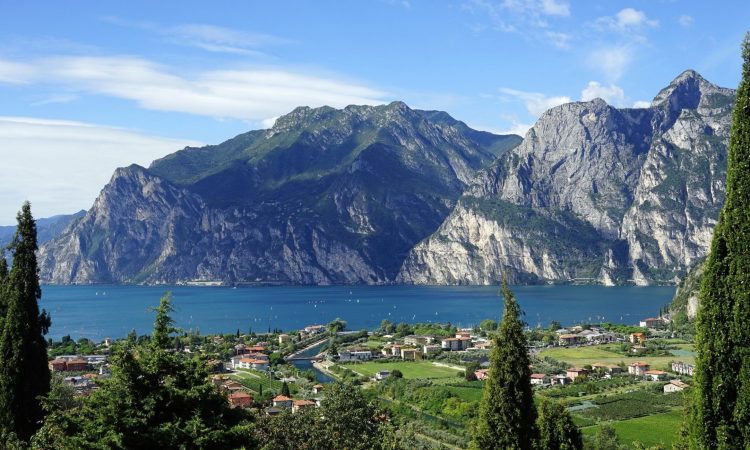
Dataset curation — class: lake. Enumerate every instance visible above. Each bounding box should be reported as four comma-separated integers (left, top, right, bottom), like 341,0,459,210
40,284,676,341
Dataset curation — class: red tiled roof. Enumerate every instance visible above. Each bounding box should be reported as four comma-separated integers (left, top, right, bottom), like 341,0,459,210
530,373,547,379
273,395,292,402
293,400,315,406
229,392,252,399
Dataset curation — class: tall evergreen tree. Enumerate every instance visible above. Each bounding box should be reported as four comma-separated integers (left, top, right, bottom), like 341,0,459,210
690,33,750,449
0,202,51,441
472,280,537,450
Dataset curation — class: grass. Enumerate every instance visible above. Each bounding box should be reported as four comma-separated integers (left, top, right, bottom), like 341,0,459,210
539,344,695,370
582,408,684,448
342,361,463,379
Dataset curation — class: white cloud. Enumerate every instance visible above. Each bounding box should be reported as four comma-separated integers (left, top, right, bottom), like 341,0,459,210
595,8,658,32
678,15,694,27
499,88,571,117
632,100,651,108
587,45,633,82
467,0,571,47
261,116,279,128
580,81,625,105
469,121,532,137
30,94,78,106
0,116,201,222
165,24,285,56
0,55,388,122
546,31,572,49
101,17,286,56
540,0,570,17
0,60,32,84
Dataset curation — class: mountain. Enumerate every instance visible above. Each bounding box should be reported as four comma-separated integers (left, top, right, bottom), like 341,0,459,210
0,210,85,250
398,70,735,285
38,102,521,284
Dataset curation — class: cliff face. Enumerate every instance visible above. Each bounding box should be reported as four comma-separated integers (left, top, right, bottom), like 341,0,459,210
398,71,734,285
39,102,521,284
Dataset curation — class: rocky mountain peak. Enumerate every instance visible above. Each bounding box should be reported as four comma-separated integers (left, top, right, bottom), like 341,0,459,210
651,69,715,109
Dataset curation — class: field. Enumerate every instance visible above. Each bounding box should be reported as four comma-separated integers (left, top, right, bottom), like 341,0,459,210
342,360,463,379
231,368,288,394
539,344,695,370
582,409,684,448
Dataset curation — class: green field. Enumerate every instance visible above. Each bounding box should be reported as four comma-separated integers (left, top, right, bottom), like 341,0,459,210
342,361,463,379
539,344,694,370
582,409,683,448
231,369,288,394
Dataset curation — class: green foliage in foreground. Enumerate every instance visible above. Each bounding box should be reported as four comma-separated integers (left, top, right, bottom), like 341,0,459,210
536,399,582,450
0,202,51,441
38,293,255,449
472,282,537,449
690,33,750,449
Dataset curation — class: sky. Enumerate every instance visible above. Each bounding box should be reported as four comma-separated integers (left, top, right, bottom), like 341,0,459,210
0,0,748,224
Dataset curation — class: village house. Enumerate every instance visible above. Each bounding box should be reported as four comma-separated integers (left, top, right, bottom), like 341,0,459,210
292,399,316,413
473,340,494,350
530,373,550,386
228,392,253,408
338,349,372,362
423,344,441,355
304,325,326,334
272,395,293,408
404,335,433,346
237,358,269,371
629,332,647,345
645,370,668,381
558,334,582,346
390,344,402,357
400,348,420,361
278,334,291,345
628,361,650,376
551,374,570,385
672,361,695,376
234,344,249,355
639,317,667,329
375,370,391,381
441,337,471,351
313,384,324,394
566,368,588,381
455,331,471,339
49,359,67,372
474,369,489,380
664,379,690,393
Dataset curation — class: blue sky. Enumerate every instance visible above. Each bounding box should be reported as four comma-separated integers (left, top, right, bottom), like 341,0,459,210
0,0,748,222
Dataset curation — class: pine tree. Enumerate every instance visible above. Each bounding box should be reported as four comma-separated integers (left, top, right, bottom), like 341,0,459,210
536,398,583,450
690,33,750,449
472,280,537,450
0,202,51,441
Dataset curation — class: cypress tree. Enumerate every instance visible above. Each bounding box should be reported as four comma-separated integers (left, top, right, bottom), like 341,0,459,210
0,202,51,441
690,33,750,449
472,280,537,450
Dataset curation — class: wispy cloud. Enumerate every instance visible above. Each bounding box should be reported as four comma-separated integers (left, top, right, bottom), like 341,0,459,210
632,100,651,108
580,81,625,105
101,17,287,56
499,87,571,117
0,116,201,222
678,15,694,27
593,8,659,33
30,94,78,106
0,55,388,122
465,0,572,48
586,45,634,82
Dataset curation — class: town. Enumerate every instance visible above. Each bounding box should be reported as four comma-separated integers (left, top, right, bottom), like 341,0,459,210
45,312,695,448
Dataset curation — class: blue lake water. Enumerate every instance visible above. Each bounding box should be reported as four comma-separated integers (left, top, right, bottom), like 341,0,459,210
40,284,676,341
